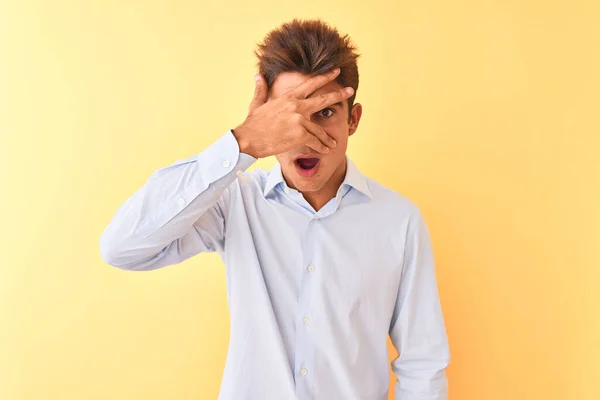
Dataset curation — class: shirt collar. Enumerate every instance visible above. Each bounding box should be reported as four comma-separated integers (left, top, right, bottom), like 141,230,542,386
263,156,372,199
263,161,285,197
344,156,372,198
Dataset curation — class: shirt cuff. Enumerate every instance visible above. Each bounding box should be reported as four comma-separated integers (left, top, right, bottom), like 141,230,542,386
195,130,257,190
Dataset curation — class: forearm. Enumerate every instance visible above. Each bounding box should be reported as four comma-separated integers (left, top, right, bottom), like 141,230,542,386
393,358,448,400
99,130,256,270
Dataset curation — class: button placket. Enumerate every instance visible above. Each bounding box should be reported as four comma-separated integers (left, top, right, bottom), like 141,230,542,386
294,219,318,394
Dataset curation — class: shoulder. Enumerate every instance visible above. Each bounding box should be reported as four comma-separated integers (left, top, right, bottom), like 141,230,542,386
364,176,422,219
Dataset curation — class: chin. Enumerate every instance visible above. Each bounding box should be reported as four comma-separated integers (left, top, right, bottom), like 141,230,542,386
283,169,324,193
293,179,324,193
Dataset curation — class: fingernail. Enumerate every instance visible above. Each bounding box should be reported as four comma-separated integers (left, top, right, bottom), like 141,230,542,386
332,140,337,147
345,87,354,95
255,74,261,81
332,68,340,74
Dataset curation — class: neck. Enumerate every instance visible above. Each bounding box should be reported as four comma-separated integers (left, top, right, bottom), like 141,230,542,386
299,158,348,212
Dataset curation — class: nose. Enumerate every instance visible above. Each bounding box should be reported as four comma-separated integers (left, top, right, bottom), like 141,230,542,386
295,146,314,155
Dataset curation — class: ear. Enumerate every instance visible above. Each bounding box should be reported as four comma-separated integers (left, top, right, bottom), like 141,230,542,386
348,103,362,137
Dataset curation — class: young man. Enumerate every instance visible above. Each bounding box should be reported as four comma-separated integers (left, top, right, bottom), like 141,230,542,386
100,19,449,400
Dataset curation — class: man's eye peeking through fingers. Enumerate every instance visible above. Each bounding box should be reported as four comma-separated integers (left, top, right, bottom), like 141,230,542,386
315,107,335,119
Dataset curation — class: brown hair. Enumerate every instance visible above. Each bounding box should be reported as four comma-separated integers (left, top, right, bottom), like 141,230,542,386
254,19,360,120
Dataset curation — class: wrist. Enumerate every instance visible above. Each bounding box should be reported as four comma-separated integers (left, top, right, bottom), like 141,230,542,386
232,125,257,158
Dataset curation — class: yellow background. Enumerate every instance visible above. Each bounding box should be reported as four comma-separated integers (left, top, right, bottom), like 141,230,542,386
1,1,598,399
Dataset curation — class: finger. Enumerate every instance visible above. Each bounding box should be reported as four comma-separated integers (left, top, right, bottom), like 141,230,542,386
303,132,330,155
248,74,267,114
301,87,354,114
301,118,337,149
288,67,341,99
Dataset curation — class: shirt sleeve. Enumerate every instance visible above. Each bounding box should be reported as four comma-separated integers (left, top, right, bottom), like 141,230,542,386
389,210,451,399
99,130,257,271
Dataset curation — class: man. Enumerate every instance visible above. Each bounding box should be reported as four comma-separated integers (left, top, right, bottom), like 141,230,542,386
100,19,449,400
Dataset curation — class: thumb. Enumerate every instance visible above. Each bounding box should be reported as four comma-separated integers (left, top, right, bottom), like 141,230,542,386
248,74,267,115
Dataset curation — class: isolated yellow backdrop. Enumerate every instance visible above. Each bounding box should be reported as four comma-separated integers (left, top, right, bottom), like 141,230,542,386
1,1,598,399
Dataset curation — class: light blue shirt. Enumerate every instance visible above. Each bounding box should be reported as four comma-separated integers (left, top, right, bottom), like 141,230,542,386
100,130,450,400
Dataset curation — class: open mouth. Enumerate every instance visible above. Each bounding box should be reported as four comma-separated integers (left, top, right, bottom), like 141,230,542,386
294,157,321,177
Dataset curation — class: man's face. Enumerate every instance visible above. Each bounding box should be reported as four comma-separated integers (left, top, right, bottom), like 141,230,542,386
269,71,362,194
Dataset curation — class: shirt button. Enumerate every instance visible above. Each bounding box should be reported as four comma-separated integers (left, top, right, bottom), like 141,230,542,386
222,160,231,168
300,368,308,376
284,187,290,194
303,317,310,325
177,197,185,205
307,265,315,272
236,170,243,178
